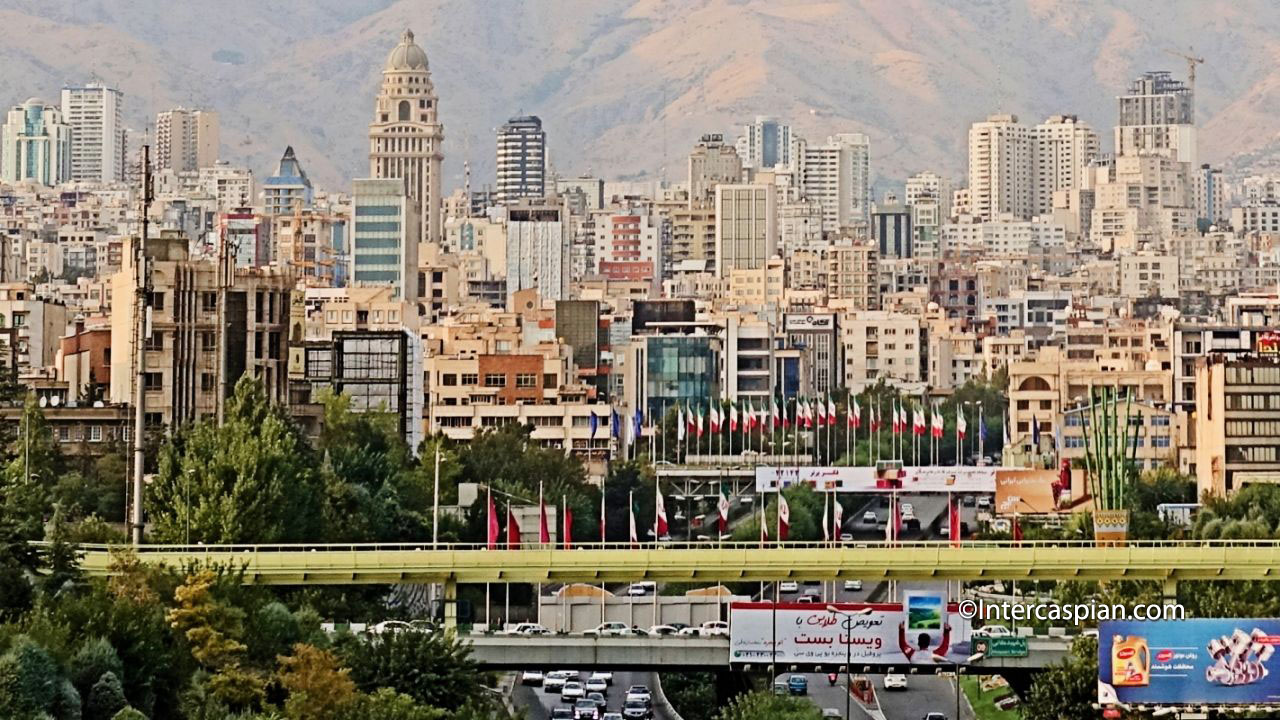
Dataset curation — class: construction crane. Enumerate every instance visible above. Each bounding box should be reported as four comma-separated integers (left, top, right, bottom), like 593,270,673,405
1164,47,1204,91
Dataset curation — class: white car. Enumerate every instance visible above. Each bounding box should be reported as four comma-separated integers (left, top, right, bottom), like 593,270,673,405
585,676,609,693
627,582,656,596
973,624,1012,637
625,685,653,704
677,626,701,636
520,670,545,686
590,671,614,685
562,681,586,700
900,502,915,515
584,622,632,637
647,624,679,636
369,620,414,634
700,620,730,637
843,579,863,591
839,532,853,541
506,622,551,636
779,581,799,593
884,673,908,690
977,496,992,508
544,671,575,692
863,511,878,524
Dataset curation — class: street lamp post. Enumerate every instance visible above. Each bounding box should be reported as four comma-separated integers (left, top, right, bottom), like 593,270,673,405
827,605,873,720
933,651,985,720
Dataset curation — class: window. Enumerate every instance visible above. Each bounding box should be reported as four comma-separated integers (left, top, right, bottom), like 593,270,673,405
441,373,457,386
461,373,478,386
516,373,537,388
89,426,102,442
1153,436,1171,448
201,332,216,352
484,373,505,387
544,373,557,388
143,372,162,390
201,373,215,392
145,331,163,351
57,427,70,442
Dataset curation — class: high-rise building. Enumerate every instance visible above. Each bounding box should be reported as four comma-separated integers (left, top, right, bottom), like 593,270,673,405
687,134,742,206
351,178,420,301
369,29,443,244
735,115,792,170
874,203,913,259
714,184,776,277
1032,115,1099,217
263,146,313,216
968,114,1031,221
1194,163,1226,230
796,133,871,234
904,171,952,217
1,99,72,186
506,197,569,303
155,107,219,172
496,115,546,204
1116,71,1195,164
60,83,125,183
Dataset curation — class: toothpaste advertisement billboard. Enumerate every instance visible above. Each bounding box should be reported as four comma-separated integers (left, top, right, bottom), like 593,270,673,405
729,594,974,665
1099,619,1280,705
755,466,998,493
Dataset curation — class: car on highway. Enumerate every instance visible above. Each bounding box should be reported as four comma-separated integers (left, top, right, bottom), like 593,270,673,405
797,595,817,604
787,674,808,695
647,624,680,635
544,671,576,692
369,620,414,635
585,676,608,693
583,622,632,637
625,685,652,704
823,710,842,718
961,495,976,507
779,581,799,593
900,502,914,515
621,700,651,719
505,622,551,635
677,626,702,636
603,713,624,720
587,691,607,707
843,579,863,591
589,670,614,685
562,681,586,700
627,581,656,596
977,496,992,509
923,713,948,720
551,708,574,720
973,624,1012,637
839,532,853,541
884,673,908,690
863,510,878,524
520,670,545,686
574,699,602,720
700,620,730,636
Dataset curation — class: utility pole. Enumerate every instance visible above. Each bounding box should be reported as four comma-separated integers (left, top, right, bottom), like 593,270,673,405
131,144,154,545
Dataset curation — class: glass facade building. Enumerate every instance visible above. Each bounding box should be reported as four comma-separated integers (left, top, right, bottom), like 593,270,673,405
352,178,419,300
644,336,718,420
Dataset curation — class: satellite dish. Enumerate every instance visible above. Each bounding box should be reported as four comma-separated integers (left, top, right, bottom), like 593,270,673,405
49,395,60,407
93,400,104,408
38,396,47,407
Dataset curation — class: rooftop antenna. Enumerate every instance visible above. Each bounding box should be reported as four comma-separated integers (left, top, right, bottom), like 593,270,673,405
130,143,154,545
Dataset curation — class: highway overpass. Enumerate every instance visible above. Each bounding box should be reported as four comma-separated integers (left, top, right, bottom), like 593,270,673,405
70,539,1280,586
462,634,1072,671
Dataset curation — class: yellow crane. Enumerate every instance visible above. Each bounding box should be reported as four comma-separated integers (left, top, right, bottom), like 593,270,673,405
1164,47,1204,92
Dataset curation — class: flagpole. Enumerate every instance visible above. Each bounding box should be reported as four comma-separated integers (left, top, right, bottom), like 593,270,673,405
845,390,851,466
978,400,985,467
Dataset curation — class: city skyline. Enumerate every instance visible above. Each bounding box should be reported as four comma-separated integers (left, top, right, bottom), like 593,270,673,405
1,1,1277,191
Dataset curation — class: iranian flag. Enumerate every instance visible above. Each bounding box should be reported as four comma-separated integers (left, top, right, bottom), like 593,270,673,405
851,398,861,429
729,401,739,432
709,404,721,433
777,493,791,542
717,485,730,534
826,395,837,426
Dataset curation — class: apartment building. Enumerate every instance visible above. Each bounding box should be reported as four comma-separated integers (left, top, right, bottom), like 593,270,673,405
1195,356,1280,497
839,310,923,393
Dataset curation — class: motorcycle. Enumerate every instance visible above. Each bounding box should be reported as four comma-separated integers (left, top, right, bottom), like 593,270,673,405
827,673,839,687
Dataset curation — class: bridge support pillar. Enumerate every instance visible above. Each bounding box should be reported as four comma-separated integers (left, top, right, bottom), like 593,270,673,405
1162,579,1178,605
443,578,458,633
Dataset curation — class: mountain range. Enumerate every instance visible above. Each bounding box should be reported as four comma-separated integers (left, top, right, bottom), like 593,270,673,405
2,0,1279,193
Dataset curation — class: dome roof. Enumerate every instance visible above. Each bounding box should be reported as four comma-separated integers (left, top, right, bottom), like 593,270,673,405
384,29,428,71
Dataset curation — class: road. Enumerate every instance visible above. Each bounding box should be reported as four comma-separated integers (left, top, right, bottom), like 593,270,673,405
514,670,673,720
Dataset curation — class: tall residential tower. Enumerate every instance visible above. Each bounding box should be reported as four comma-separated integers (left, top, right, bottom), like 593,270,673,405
61,83,125,183
495,115,546,204
369,29,444,244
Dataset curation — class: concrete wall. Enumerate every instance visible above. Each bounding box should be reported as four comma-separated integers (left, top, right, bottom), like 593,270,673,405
539,594,747,633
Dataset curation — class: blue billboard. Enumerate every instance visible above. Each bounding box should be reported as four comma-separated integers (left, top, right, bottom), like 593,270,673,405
1099,620,1280,705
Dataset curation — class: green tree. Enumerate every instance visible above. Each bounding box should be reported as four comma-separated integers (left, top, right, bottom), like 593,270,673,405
68,637,123,704
335,630,493,711
1,393,64,539
166,570,266,710
715,691,822,720
149,377,325,543
0,635,61,717
661,672,716,720
54,678,82,720
110,709,147,720
86,671,127,720
342,688,445,720
1022,636,1098,720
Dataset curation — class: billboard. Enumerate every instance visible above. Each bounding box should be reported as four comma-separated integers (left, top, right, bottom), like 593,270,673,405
785,313,835,331
729,595,975,665
994,469,1092,514
1099,620,1280,705
756,465,998,494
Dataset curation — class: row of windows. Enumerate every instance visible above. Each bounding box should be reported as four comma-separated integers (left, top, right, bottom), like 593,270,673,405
434,415,609,429
1226,420,1280,437
1226,366,1280,385
1226,393,1280,411
354,205,399,216
1228,445,1279,463
439,372,542,388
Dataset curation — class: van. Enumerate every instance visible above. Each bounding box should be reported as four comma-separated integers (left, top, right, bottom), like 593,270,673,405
627,582,656,596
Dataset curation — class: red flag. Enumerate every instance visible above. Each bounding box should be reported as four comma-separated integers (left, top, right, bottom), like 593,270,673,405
1012,516,1023,544
486,488,499,550
562,497,573,550
656,486,669,538
539,484,551,545
778,494,790,542
949,494,960,547
506,505,521,550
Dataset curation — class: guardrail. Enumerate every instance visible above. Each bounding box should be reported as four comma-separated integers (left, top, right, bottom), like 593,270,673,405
51,539,1279,585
